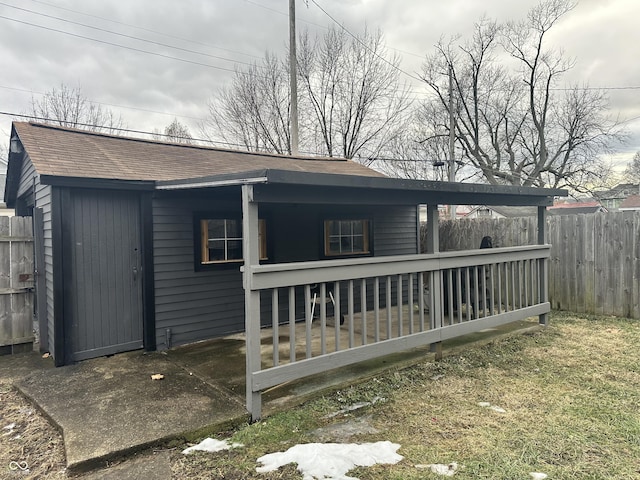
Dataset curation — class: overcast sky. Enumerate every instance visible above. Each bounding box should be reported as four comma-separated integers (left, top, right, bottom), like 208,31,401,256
1,0,639,172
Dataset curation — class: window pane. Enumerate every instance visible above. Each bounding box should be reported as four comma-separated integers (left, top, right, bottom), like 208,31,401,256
340,220,352,236
327,220,339,235
208,240,225,261
225,219,242,239
341,236,353,252
328,238,340,254
352,234,364,251
207,220,225,240
227,240,243,260
352,221,363,235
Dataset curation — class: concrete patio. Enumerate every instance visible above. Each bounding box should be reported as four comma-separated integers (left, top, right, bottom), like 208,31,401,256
1,317,541,474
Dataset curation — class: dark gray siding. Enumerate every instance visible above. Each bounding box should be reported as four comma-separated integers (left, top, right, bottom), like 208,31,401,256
153,193,245,349
17,155,36,199
374,206,418,256
15,155,55,355
153,194,418,349
35,183,53,355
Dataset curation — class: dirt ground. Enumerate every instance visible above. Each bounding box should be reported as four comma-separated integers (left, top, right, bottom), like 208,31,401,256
0,381,67,479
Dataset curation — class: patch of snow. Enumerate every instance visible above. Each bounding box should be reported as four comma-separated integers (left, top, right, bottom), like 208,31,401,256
477,402,491,408
416,462,460,476
256,441,403,480
529,473,548,479
181,438,243,454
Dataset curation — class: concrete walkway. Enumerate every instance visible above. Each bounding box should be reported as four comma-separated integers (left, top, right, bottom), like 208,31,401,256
0,319,541,476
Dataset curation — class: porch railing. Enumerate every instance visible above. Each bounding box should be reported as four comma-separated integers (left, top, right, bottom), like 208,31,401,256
243,245,550,420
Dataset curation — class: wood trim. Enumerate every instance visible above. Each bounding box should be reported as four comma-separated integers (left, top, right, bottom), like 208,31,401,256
51,187,66,366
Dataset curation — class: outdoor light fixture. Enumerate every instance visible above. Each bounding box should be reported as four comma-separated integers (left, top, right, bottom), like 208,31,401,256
10,135,22,154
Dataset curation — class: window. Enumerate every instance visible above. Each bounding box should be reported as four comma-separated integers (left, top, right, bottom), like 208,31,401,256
199,218,267,265
324,219,370,257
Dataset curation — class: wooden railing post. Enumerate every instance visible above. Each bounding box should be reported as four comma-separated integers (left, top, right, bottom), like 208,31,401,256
538,206,549,326
426,205,443,358
242,185,262,421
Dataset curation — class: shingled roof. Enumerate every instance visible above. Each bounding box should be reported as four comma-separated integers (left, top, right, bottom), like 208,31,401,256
11,122,385,182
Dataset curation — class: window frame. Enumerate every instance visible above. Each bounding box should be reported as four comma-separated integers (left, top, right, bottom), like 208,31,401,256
194,214,267,270
322,218,372,258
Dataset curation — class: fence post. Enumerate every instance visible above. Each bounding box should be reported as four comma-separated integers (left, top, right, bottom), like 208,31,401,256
426,205,443,358
242,185,262,421
538,206,549,326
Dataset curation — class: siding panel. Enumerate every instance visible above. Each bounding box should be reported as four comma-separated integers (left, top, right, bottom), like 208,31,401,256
153,197,419,350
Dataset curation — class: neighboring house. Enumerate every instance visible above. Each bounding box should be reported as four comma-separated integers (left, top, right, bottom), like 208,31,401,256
619,194,640,211
546,200,606,216
593,183,639,211
5,122,564,369
465,205,537,219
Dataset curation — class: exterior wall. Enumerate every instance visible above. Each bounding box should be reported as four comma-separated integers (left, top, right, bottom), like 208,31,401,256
17,156,36,199
153,192,245,350
35,183,53,355
152,191,418,350
15,155,54,355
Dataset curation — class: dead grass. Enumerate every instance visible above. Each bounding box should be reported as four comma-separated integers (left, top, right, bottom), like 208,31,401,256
173,312,640,479
0,382,66,479
2,313,640,479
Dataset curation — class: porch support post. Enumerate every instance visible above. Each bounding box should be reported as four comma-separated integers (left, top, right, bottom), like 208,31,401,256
426,205,443,359
537,205,549,326
242,184,262,421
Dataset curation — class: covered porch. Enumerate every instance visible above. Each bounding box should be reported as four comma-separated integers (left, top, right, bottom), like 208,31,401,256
232,171,565,420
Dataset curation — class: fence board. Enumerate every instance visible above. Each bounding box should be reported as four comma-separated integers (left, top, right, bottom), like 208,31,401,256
435,211,640,319
0,216,35,352
632,213,638,317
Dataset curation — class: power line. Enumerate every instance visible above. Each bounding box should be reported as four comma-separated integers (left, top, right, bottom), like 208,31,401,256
0,84,208,122
28,0,261,60
0,15,245,75
1,2,257,69
0,110,248,149
308,0,423,84
243,0,329,31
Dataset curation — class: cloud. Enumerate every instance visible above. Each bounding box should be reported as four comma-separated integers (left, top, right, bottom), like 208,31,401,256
1,0,638,167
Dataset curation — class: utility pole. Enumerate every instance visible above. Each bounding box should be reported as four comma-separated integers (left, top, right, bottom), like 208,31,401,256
289,0,300,156
448,65,456,220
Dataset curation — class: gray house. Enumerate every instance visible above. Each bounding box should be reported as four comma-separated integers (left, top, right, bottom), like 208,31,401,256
5,121,564,403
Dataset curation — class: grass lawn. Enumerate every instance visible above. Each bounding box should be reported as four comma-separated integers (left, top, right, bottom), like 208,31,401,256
172,312,640,479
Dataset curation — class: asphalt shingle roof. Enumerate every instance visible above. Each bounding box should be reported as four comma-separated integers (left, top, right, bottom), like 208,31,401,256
13,122,385,182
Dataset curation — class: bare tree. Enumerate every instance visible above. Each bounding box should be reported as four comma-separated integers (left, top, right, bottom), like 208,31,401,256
28,84,125,134
201,26,412,160
298,26,412,160
623,151,640,183
377,107,458,181
152,118,193,144
421,0,622,191
200,53,291,154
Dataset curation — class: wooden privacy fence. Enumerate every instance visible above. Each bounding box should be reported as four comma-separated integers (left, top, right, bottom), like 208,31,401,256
436,211,640,319
0,216,34,354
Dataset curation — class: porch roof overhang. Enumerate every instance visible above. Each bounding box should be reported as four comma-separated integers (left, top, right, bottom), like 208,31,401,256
156,168,567,207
